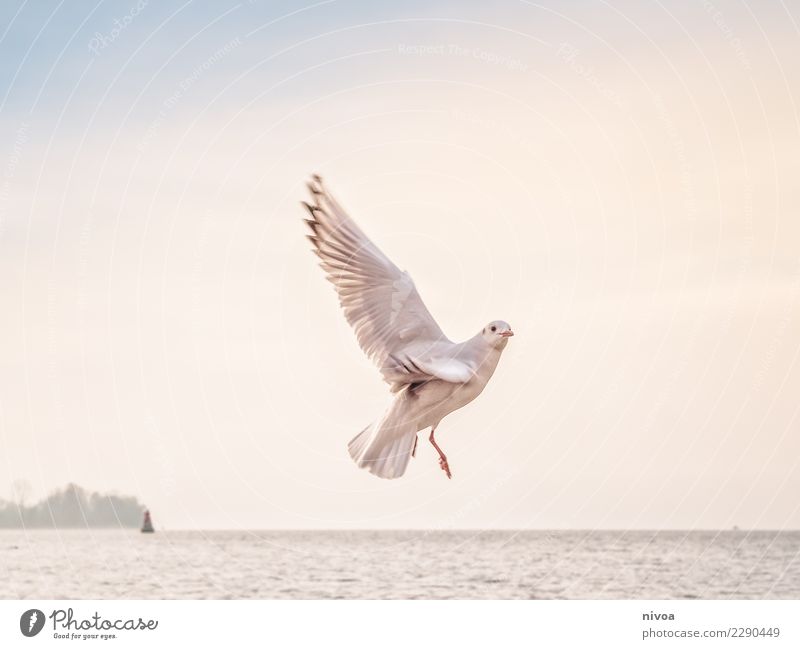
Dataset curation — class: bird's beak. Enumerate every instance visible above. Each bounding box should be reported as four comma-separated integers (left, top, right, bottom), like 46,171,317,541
501,330,514,338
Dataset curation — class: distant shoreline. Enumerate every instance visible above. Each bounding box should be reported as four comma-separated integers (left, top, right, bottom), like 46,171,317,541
2,527,797,533
0,483,145,530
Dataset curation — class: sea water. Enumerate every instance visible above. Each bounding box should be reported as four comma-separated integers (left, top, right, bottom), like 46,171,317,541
1,529,798,599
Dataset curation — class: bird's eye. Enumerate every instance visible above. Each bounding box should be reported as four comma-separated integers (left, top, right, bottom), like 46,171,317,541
490,325,497,332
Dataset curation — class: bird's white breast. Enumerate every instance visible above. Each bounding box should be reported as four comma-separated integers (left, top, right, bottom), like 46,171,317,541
412,345,503,430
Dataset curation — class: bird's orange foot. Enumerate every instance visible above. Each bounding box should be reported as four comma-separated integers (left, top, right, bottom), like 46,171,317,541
439,457,452,479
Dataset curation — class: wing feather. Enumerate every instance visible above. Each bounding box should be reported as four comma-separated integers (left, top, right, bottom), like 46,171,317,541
302,175,472,389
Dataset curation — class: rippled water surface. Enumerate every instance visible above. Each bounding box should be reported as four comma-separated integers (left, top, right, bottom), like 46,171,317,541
1,529,798,599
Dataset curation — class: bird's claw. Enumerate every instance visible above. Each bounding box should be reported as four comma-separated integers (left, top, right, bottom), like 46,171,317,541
439,457,452,479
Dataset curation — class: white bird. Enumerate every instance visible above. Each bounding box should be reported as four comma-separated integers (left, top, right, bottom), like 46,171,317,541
302,175,514,480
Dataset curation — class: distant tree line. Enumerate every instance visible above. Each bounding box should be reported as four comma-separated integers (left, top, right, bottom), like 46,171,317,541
0,483,145,528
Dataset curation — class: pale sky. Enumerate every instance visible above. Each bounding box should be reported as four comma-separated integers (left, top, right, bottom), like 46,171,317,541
1,0,798,529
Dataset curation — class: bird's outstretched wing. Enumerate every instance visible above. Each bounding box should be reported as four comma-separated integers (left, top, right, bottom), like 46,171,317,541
302,175,473,390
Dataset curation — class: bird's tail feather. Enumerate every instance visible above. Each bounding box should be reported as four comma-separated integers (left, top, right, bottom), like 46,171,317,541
348,402,417,480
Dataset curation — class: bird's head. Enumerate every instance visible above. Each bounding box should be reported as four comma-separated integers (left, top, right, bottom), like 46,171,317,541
481,320,514,348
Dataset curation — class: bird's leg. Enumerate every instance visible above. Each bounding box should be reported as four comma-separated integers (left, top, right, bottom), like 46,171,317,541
429,426,451,479
411,435,418,458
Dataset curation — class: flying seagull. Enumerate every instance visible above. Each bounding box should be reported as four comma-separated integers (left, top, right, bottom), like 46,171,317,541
302,175,514,479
